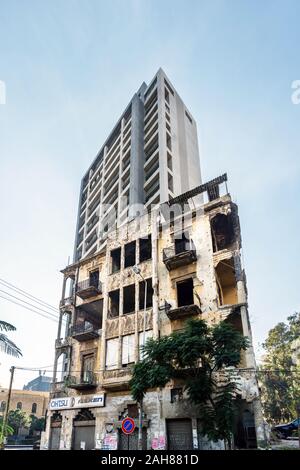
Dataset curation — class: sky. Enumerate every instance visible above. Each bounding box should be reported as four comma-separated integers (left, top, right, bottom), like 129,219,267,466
0,0,299,388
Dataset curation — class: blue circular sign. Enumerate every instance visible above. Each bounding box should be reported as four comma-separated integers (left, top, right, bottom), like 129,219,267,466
121,417,135,435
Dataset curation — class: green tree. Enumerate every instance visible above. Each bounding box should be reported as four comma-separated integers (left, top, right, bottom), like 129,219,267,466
29,415,45,435
259,312,300,424
7,409,31,435
130,319,248,446
0,418,14,446
0,320,22,357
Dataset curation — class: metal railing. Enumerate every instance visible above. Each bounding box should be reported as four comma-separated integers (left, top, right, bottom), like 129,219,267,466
66,371,96,386
71,322,101,336
163,239,196,260
75,278,102,293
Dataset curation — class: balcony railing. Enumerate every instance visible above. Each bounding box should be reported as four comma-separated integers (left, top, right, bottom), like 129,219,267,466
55,337,72,349
166,304,201,320
163,239,197,271
103,368,132,391
75,278,102,299
71,322,101,342
66,371,97,390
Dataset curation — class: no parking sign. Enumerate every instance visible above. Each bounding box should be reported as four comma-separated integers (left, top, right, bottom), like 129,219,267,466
121,417,135,435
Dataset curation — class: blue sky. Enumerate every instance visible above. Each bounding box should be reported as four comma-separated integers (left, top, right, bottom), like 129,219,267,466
0,0,299,387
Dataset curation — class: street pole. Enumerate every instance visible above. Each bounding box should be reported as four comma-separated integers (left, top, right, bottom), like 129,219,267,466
138,276,147,451
1,366,15,446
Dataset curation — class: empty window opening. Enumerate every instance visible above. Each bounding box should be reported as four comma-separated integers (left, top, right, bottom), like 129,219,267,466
109,289,120,317
211,213,235,252
123,284,135,314
185,110,193,124
124,241,136,268
139,235,152,262
81,354,94,382
215,259,238,306
177,278,194,307
111,247,121,273
74,299,103,331
17,402,22,410
139,278,153,310
89,270,99,288
174,231,192,254
171,388,183,403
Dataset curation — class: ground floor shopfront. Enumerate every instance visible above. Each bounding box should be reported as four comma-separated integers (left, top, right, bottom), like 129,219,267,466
42,389,260,450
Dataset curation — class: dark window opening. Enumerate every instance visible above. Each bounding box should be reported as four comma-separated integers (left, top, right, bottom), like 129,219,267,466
174,232,191,254
177,278,194,307
165,88,170,104
111,247,121,273
89,270,99,288
31,403,37,414
166,132,172,151
74,299,103,331
109,289,120,317
211,213,235,252
17,402,22,410
0,401,6,412
127,404,138,418
124,241,136,268
123,284,135,314
139,278,153,310
139,235,152,262
171,388,183,403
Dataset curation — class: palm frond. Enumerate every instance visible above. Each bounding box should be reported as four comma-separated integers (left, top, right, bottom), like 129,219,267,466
0,321,16,332
0,334,22,357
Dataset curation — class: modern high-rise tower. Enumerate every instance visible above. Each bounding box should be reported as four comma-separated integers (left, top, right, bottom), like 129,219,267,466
74,68,202,262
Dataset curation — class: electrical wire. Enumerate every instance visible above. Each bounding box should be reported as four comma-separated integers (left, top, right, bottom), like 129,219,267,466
0,293,58,324
0,288,59,320
0,277,58,312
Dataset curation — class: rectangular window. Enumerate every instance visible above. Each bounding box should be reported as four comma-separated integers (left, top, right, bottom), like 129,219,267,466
164,78,174,95
109,289,120,317
106,338,118,370
89,270,99,288
168,173,174,193
167,152,173,171
139,278,153,310
124,241,136,268
122,334,135,366
139,330,153,359
177,278,194,307
81,354,94,382
165,88,170,104
139,235,152,262
111,247,121,273
166,132,172,151
123,284,135,314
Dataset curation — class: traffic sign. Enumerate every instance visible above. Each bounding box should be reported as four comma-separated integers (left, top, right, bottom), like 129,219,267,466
121,417,135,435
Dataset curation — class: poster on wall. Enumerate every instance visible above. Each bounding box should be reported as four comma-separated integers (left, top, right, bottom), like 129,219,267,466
151,435,166,450
102,433,118,450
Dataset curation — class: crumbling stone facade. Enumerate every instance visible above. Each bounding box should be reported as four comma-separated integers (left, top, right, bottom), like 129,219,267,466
42,177,267,450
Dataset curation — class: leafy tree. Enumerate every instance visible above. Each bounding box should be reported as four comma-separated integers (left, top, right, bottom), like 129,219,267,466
7,409,31,435
0,320,22,357
29,415,45,435
0,418,14,446
259,312,300,424
130,319,248,446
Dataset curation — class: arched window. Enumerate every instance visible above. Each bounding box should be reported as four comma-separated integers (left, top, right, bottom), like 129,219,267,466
17,402,22,410
0,401,6,412
31,403,37,414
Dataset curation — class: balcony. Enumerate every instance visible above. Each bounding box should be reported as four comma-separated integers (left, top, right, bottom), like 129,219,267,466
76,278,102,299
55,337,72,350
163,239,197,271
103,368,132,391
71,322,101,342
66,371,97,391
166,304,201,320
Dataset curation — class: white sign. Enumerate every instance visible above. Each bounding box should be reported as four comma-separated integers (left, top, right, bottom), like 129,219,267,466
49,394,105,410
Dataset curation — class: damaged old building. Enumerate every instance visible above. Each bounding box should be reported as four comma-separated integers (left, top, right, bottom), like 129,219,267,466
43,175,266,450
